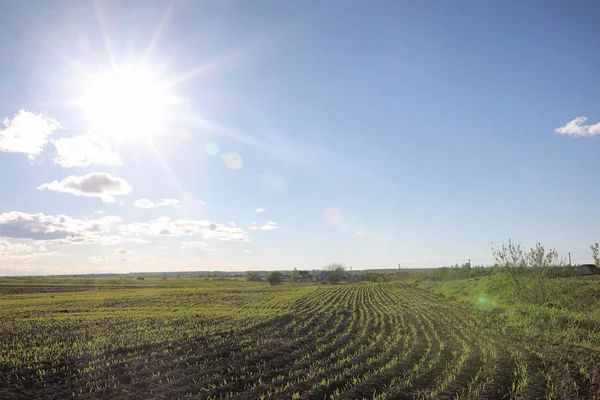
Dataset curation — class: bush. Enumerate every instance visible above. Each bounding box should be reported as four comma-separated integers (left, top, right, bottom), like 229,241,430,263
246,272,262,282
363,272,387,282
266,272,283,286
492,240,565,305
591,243,599,267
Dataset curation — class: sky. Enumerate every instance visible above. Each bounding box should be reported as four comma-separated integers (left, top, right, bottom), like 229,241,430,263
0,0,599,276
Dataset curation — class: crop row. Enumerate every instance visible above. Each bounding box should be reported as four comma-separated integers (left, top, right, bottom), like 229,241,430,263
1,282,599,399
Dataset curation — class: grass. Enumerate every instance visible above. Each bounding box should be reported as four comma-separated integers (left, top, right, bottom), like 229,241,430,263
414,273,600,350
1,277,599,399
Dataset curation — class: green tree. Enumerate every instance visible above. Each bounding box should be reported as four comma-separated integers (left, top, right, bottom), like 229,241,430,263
591,243,600,267
326,263,346,284
290,268,300,282
266,271,283,286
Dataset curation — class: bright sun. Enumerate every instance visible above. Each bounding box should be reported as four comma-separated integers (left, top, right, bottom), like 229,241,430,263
82,65,174,140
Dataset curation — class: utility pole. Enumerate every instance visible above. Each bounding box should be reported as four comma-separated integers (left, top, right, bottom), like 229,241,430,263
568,252,572,267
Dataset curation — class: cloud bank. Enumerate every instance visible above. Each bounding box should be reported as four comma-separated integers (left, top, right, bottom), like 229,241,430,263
121,217,249,241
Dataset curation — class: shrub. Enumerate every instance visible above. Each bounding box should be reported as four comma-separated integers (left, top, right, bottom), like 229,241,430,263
364,272,387,282
492,240,565,305
591,243,599,267
246,272,262,282
266,272,283,286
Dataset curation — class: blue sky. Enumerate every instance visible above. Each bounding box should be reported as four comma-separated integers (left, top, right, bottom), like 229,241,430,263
1,0,599,275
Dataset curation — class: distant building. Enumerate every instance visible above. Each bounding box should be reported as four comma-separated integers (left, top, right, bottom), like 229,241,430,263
575,264,599,276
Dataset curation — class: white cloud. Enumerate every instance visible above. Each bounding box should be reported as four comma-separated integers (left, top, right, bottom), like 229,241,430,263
5,243,32,253
255,208,266,214
261,221,278,230
133,198,154,209
37,173,132,203
244,249,253,253
53,135,121,168
0,110,61,161
555,117,600,137
0,211,124,246
222,152,243,170
133,198,180,209
0,238,64,262
0,240,33,257
249,221,278,231
157,199,180,207
120,217,249,241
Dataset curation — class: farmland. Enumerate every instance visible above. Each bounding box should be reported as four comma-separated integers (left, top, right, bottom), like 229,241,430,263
1,278,599,399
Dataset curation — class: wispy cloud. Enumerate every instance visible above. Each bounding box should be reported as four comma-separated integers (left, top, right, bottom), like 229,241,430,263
255,208,266,214
555,117,600,137
181,241,215,251
0,110,61,161
0,239,64,262
53,135,121,168
0,239,33,258
120,217,249,241
248,221,278,231
244,249,253,253
133,198,180,209
114,248,135,256
89,256,109,263
3,251,63,263
37,173,132,203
